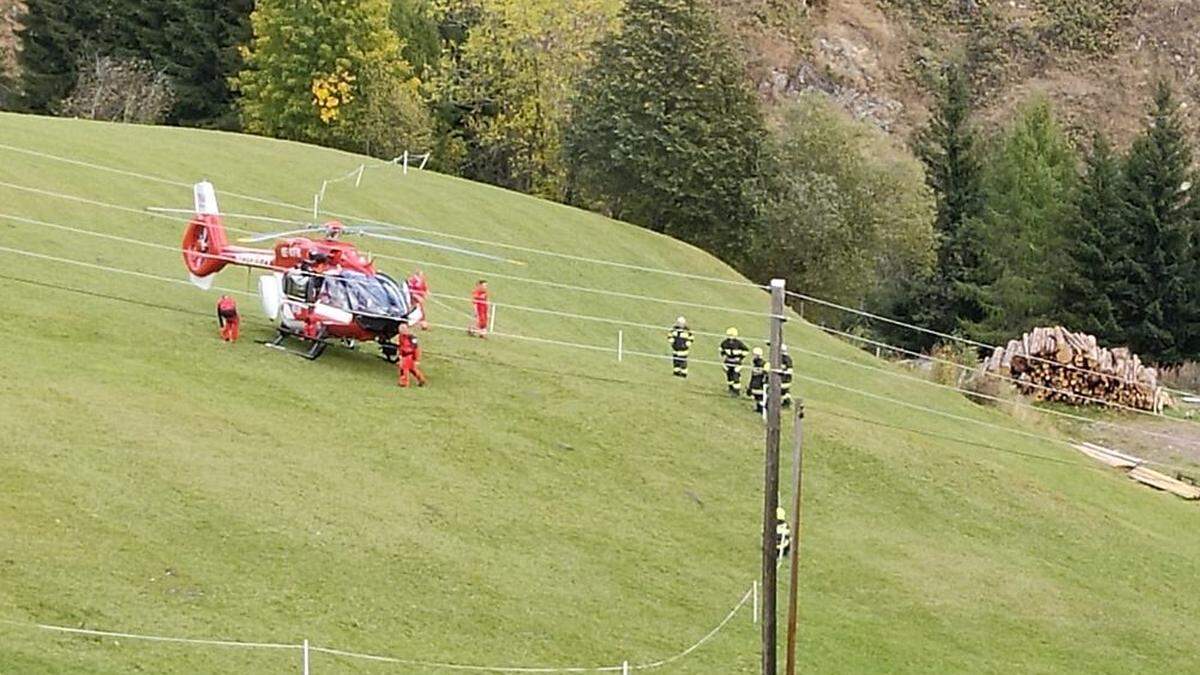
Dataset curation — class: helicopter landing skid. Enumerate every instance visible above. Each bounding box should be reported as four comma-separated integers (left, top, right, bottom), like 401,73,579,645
256,329,328,360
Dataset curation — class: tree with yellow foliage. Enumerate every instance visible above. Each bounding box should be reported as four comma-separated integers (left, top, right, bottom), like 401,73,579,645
430,0,619,199
237,0,432,157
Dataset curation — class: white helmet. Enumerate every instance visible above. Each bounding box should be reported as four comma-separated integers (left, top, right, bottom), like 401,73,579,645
676,316,687,326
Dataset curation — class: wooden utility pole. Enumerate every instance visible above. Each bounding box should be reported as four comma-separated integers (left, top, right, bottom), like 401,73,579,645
784,399,805,675
761,278,786,675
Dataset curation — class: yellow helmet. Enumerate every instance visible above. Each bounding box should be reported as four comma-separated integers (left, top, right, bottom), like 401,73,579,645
752,347,764,357
776,507,786,520
726,327,738,337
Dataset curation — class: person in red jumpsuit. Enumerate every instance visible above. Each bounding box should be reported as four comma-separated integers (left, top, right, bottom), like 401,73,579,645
396,323,427,387
469,280,489,338
407,269,430,330
216,295,239,342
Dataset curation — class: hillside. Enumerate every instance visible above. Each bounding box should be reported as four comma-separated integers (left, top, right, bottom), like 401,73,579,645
0,114,1199,673
738,0,1200,143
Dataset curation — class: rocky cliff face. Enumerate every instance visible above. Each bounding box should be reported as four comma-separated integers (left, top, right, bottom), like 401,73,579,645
738,0,1200,143
0,0,21,83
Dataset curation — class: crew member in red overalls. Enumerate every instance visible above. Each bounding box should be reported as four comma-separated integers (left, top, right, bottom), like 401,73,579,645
407,269,430,330
469,280,489,338
396,323,427,387
216,295,239,342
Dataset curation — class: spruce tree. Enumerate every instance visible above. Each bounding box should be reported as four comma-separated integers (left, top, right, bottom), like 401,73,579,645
15,0,105,112
155,0,254,128
971,98,1079,343
1121,80,1200,365
564,0,765,262
887,63,996,350
1058,133,1128,344
16,0,252,127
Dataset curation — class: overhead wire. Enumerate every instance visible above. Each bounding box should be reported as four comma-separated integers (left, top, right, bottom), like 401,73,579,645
0,142,767,291
5,240,1197,478
0,181,778,319
808,322,1178,422
4,207,1197,466
787,289,1200,400
2,141,1199,398
2,145,1196,468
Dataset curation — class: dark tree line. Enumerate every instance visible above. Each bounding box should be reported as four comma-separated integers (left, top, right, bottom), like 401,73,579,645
892,71,1200,366
15,0,252,127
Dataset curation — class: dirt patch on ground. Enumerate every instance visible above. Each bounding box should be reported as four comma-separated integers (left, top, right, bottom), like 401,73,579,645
1071,409,1200,476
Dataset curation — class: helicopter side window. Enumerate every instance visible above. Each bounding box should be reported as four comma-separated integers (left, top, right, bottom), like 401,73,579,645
378,273,410,315
321,276,350,310
283,272,309,301
339,271,407,317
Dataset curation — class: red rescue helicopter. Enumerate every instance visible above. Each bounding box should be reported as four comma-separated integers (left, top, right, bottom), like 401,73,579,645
178,181,428,361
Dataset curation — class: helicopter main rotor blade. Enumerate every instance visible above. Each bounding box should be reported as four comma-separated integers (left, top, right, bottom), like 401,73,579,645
237,227,323,243
146,207,316,227
354,230,526,266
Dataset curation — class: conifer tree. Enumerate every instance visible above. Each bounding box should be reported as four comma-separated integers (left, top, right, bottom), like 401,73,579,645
885,63,996,350
1120,79,1200,365
564,0,765,262
971,98,1078,343
16,0,251,127
15,0,104,112
1058,133,1127,343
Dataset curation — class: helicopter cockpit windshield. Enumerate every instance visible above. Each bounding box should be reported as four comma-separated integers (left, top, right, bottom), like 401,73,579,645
319,271,410,318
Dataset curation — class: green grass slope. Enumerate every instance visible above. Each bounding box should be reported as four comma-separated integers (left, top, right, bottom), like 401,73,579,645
0,113,1197,674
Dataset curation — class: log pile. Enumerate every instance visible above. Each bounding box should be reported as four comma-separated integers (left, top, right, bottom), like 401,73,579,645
983,326,1170,412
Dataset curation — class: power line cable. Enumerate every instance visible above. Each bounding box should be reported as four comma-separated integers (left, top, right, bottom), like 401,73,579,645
0,181,777,319
0,143,767,291
786,289,1200,400
5,241,1193,476
5,209,1195,465
3,141,1197,398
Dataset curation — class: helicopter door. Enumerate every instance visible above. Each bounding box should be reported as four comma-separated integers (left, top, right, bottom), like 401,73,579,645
282,271,309,301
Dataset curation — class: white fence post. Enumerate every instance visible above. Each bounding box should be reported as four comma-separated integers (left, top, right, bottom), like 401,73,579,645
488,304,497,334
403,151,410,175
618,330,624,362
752,581,759,624
622,660,629,675
302,639,310,675
312,194,319,220
419,153,431,170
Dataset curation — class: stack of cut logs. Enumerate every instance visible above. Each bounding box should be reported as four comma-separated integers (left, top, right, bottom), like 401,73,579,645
982,326,1170,412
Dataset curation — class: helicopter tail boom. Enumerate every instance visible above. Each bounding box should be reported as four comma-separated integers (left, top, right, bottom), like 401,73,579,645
182,182,275,287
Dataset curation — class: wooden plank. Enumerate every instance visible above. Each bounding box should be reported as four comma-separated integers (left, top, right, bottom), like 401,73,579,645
1129,466,1200,500
1081,442,1145,467
1072,443,1139,469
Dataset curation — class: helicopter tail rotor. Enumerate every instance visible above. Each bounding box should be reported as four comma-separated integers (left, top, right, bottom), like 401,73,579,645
182,212,231,284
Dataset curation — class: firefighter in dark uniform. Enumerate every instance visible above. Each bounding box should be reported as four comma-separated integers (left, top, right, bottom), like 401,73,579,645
776,506,792,559
780,344,794,408
747,347,766,414
719,327,749,396
667,316,694,378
